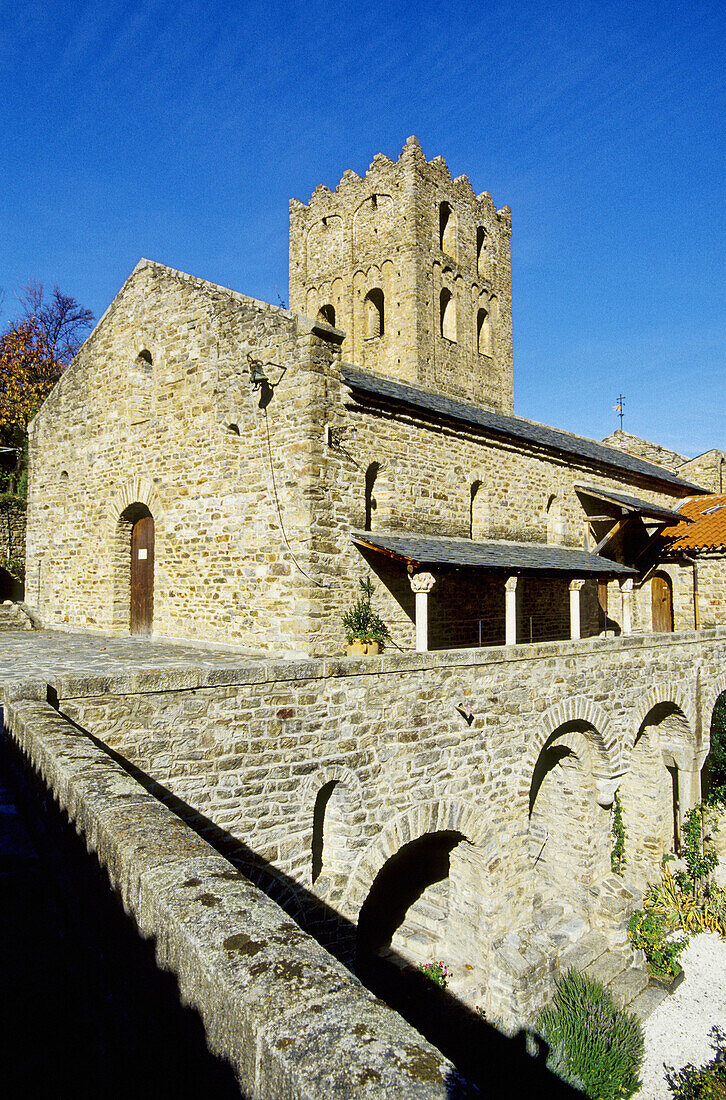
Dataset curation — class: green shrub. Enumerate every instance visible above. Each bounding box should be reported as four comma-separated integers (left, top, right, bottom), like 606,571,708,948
342,575,389,645
628,908,688,979
536,969,644,1100
665,1025,726,1098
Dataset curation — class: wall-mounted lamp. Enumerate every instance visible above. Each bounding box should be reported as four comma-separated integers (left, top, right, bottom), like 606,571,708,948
248,356,269,388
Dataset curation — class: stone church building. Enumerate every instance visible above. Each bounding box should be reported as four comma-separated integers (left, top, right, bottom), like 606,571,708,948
19,139,726,1026
25,137,719,655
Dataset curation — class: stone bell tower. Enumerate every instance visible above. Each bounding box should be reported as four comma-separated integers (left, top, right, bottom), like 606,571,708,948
289,136,513,413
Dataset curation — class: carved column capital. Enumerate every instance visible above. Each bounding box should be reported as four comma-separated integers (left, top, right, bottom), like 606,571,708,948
504,575,519,592
620,578,634,592
569,578,586,592
409,571,436,594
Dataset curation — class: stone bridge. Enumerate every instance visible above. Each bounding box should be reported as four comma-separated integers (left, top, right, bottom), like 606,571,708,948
4,625,725,1026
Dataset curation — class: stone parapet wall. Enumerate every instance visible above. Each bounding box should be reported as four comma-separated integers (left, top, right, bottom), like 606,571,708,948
1,694,468,1099
40,627,726,1019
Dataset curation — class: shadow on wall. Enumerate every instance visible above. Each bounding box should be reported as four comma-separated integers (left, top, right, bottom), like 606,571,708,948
53,702,581,1098
0,726,242,1100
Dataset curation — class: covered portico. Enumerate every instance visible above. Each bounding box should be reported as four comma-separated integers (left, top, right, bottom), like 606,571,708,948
352,532,636,652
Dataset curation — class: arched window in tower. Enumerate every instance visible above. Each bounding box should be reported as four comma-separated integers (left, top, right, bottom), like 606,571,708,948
364,462,380,531
439,202,457,257
364,289,384,338
317,304,336,326
476,227,487,275
477,307,493,356
440,289,456,342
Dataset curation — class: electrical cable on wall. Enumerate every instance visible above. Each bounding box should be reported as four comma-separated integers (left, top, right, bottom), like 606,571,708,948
250,390,327,588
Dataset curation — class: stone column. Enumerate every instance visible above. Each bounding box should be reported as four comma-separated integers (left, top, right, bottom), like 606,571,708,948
620,578,633,636
409,571,436,652
505,576,518,646
569,579,585,641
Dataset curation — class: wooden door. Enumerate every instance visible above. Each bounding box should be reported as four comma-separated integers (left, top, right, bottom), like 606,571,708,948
130,514,154,635
652,573,673,633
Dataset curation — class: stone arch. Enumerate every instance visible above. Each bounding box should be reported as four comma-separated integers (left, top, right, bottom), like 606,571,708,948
520,698,620,799
619,699,695,889
631,683,697,750
317,303,336,326
701,673,726,743
528,720,611,915
109,477,162,528
300,765,366,891
341,800,492,920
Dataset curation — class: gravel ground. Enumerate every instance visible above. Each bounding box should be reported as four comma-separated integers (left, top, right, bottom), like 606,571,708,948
639,932,726,1099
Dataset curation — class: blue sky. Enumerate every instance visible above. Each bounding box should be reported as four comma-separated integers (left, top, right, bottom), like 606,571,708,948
2,0,724,455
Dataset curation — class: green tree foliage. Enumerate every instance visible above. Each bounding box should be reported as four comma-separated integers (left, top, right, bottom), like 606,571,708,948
703,692,726,803
0,282,93,495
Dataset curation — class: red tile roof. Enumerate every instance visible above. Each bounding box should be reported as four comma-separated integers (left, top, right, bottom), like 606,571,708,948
660,495,726,553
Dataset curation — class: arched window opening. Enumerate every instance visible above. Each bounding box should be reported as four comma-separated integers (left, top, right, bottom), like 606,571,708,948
546,495,565,545
364,289,384,338
365,462,380,531
477,308,492,356
60,469,69,482
439,202,457,256
470,480,489,540
226,423,240,435
440,289,456,342
476,227,487,275
312,780,338,884
317,304,336,326
136,349,152,365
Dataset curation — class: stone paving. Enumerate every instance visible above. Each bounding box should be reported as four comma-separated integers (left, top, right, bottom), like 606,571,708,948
0,625,265,686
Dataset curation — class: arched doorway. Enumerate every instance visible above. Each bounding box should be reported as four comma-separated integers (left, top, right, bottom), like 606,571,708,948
652,572,674,632
119,503,154,635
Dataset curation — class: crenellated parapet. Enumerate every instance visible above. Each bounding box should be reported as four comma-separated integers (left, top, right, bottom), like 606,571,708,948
289,139,513,412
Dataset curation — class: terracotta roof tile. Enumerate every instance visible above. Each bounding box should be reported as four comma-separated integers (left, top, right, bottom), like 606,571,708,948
660,495,726,553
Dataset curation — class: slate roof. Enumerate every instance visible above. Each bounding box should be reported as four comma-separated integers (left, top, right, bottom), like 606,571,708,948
352,531,636,575
341,366,705,493
574,484,691,524
660,495,726,554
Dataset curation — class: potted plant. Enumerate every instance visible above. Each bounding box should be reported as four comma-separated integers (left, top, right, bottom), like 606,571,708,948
343,575,389,655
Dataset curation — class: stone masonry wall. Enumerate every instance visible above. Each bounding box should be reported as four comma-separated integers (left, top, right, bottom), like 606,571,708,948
301,367,700,655
52,628,726,1018
289,137,513,414
25,261,342,654
0,498,25,567
1,695,465,1099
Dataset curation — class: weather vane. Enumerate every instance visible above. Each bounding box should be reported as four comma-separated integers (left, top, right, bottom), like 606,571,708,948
613,394,626,431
